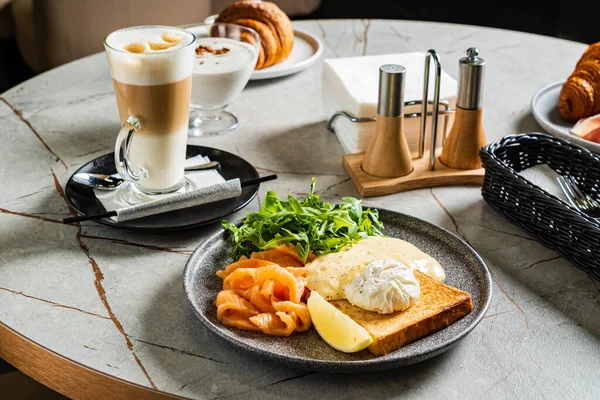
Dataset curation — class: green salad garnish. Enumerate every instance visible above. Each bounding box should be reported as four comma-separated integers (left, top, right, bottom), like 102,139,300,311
221,178,384,262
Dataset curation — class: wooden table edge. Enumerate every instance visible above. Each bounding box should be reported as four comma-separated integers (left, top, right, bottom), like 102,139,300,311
0,322,188,400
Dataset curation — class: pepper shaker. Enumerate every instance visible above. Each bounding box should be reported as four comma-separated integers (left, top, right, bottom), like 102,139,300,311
362,64,413,178
439,48,487,170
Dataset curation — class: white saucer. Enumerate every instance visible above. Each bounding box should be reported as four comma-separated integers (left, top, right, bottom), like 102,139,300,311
531,81,600,153
185,23,323,81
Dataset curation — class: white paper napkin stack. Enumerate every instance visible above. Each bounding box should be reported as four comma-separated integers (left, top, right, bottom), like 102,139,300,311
323,52,458,154
94,155,241,222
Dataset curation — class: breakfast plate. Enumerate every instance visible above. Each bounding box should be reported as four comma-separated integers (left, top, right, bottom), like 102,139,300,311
531,81,600,154
186,21,323,80
65,145,259,231
184,209,492,372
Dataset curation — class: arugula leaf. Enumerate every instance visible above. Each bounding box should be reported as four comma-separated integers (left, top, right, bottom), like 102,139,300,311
221,178,384,261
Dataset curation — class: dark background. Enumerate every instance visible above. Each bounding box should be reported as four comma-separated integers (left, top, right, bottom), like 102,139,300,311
307,0,597,43
0,1,597,93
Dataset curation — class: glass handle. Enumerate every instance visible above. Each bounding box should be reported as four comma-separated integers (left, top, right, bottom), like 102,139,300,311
115,116,148,182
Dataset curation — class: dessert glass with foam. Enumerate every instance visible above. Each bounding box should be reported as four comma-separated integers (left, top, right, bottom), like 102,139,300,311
104,26,195,200
188,23,259,137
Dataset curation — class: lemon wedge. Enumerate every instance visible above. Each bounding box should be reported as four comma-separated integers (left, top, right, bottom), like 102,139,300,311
307,290,373,353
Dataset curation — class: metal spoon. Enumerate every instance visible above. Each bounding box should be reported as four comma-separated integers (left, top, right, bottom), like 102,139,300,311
73,161,221,190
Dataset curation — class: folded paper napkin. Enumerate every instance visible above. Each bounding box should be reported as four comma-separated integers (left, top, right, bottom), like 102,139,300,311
94,155,242,222
518,164,568,202
323,52,457,154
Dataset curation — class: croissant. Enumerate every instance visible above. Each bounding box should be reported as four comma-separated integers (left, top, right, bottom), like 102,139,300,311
215,1,294,70
559,42,600,121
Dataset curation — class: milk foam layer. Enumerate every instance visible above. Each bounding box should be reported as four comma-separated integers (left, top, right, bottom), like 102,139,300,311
191,38,258,107
105,27,195,86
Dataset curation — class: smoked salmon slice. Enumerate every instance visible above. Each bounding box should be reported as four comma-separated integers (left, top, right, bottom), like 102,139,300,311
241,285,276,313
216,259,278,279
285,267,309,277
223,265,303,303
273,301,312,332
259,279,276,298
249,312,296,336
215,290,261,332
250,244,317,267
215,248,312,336
274,243,317,263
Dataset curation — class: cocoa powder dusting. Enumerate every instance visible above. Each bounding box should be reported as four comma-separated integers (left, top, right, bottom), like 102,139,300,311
195,45,230,55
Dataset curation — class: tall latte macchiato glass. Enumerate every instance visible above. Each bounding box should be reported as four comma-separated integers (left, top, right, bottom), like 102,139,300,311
104,26,195,201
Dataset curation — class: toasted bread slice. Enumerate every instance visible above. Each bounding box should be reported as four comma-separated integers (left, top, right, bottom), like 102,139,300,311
330,271,472,356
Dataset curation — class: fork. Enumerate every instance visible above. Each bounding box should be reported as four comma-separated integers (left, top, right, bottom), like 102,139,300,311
557,176,600,218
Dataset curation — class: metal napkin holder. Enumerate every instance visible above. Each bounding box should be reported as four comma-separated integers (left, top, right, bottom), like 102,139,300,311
328,50,455,171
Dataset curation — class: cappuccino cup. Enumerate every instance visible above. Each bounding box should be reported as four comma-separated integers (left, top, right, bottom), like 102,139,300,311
104,26,195,196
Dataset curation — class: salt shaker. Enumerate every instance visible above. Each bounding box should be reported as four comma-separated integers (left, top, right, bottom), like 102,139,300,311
362,64,413,178
439,48,487,170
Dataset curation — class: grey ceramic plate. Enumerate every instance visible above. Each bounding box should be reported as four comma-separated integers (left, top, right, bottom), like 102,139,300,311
183,209,492,372
531,81,600,154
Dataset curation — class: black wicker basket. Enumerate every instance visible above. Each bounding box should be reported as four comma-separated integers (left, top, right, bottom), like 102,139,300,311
480,133,600,280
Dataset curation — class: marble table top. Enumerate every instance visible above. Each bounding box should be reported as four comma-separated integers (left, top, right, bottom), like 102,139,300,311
1,19,598,399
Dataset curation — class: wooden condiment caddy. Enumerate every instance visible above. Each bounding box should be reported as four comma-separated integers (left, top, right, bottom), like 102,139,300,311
344,48,487,197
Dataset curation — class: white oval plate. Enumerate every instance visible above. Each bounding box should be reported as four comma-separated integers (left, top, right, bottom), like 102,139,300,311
531,81,600,153
186,22,323,81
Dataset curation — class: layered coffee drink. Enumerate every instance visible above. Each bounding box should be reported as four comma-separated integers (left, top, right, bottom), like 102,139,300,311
104,26,195,193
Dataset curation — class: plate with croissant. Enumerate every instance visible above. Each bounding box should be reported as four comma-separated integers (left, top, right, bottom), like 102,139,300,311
192,1,323,80
531,42,600,153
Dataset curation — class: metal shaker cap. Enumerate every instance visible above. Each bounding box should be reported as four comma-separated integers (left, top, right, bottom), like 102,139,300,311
378,64,406,117
457,48,485,109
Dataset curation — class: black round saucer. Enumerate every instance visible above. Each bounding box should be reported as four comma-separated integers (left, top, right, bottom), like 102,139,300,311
65,145,259,231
